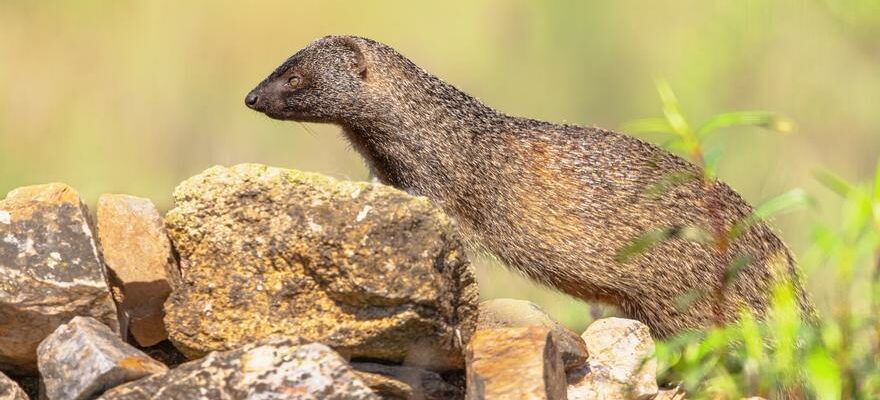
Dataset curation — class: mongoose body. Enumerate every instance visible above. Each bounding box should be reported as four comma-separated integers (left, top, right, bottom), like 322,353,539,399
245,35,813,337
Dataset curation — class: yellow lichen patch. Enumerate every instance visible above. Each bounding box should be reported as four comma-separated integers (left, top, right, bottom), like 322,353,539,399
3,183,82,221
116,356,166,374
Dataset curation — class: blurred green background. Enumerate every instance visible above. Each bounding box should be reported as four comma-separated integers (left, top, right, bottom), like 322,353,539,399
1,0,878,331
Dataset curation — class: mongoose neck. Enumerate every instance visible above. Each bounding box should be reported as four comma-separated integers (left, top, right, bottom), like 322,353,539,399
353,67,506,135
340,52,513,191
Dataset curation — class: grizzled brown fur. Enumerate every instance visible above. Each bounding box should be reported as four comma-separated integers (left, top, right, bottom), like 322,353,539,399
246,35,813,337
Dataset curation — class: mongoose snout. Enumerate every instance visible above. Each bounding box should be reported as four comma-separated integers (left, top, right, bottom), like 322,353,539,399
244,91,260,108
246,35,814,337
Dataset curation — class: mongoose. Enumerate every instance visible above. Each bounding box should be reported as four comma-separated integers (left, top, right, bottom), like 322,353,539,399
245,35,813,337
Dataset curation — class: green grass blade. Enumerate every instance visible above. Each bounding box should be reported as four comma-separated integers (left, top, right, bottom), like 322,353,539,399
703,147,723,179
675,289,706,312
696,111,795,138
769,283,801,387
662,137,689,153
616,228,676,263
617,226,712,263
738,311,764,365
655,78,692,138
645,170,700,199
814,169,854,197
679,225,714,243
873,157,880,201
806,348,842,400
753,188,814,220
724,254,754,287
728,188,814,241
874,157,880,230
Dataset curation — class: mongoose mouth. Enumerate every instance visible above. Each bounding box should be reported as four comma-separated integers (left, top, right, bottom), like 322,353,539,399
245,86,318,122
244,89,269,113
244,89,289,120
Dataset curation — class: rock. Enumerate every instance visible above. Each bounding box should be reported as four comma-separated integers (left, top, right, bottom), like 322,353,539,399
0,183,118,374
478,298,588,370
163,164,478,369
352,369,412,400
96,194,175,347
8,376,38,400
0,372,27,400
98,337,378,399
351,362,463,400
654,386,686,399
567,318,658,400
465,325,566,399
37,316,167,400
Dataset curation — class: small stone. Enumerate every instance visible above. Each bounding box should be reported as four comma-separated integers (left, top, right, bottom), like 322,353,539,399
465,325,566,400
163,164,478,369
37,316,167,400
352,369,412,400
0,371,28,400
0,183,118,374
567,318,658,400
96,194,175,346
351,362,463,400
478,298,588,370
98,337,378,399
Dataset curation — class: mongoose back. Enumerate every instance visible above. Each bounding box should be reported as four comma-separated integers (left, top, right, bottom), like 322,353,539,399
245,35,813,337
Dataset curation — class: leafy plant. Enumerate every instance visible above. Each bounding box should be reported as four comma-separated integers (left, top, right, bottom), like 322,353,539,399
622,79,795,180
620,81,880,398
619,80,811,326
654,161,880,399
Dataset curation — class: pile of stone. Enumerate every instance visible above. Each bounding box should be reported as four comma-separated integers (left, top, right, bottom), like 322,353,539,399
0,164,678,399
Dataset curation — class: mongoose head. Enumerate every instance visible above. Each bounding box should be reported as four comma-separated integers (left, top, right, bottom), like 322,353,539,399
245,35,374,123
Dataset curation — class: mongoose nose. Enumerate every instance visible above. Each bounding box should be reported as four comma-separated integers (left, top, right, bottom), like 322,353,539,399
245,92,259,108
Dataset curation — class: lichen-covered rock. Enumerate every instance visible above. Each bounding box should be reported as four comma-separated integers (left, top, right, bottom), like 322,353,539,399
478,298,588,371
98,337,378,400
466,326,566,400
0,183,118,374
351,362,463,400
96,194,175,347
567,318,658,400
163,164,478,369
0,372,27,400
37,316,167,400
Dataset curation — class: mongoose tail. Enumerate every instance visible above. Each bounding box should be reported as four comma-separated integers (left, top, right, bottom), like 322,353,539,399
246,35,814,337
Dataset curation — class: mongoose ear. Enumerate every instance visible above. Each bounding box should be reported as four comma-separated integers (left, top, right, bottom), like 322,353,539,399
335,37,369,80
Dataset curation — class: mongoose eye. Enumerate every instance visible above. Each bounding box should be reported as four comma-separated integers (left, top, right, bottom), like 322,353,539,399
287,76,301,88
